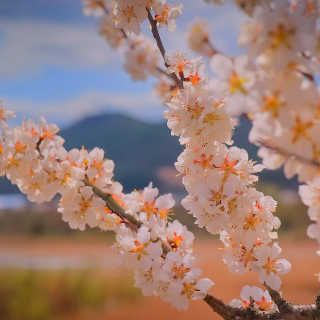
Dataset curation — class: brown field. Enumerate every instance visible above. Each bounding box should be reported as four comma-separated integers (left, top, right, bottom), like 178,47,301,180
1,235,319,320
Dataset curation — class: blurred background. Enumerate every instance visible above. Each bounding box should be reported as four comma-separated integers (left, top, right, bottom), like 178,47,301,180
0,1,318,319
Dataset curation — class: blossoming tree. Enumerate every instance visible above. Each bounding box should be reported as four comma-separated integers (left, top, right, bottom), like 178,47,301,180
2,0,320,318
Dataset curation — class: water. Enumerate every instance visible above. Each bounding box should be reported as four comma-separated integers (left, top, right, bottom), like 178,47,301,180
0,194,26,210
0,252,122,269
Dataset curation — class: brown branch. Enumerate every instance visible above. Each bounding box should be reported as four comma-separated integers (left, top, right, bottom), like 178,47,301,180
156,66,180,88
146,7,183,89
265,285,320,320
85,180,141,231
86,181,320,320
204,294,280,320
266,285,293,314
204,291,320,320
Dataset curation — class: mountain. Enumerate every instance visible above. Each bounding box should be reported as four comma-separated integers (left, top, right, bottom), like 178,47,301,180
0,113,297,194
61,113,182,191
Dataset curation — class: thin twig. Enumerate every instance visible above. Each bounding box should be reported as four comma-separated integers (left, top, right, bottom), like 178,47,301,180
85,180,141,231
146,7,183,89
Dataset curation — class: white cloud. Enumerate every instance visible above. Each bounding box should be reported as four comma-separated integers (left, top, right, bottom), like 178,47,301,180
0,3,244,77
0,2,244,76
0,2,246,124
0,19,117,76
4,90,163,125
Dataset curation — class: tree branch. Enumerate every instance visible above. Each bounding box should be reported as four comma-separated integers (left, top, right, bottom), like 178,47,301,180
86,180,320,320
85,180,141,231
204,294,280,320
266,285,293,315
146,7,183,89
204,291,320,320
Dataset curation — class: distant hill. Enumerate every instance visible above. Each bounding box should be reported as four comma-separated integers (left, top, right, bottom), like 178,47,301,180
0,113,297,194
61,113,182,191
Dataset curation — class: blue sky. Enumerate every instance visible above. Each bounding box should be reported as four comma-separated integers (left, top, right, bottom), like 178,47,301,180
0,0,245,127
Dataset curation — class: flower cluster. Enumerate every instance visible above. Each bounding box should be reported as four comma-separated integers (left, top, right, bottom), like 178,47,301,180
163,55,290,290
4,0,320,314
187,20,217,57
83,0,291,294
90,0,183,82
235,0,320,265
0,107,213,310
230,285,276,313
84,0,182,34
123,34,159,80
119,185,213,310
205,0,320,279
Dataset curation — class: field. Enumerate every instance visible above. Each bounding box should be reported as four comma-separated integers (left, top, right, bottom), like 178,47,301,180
1,235,319,320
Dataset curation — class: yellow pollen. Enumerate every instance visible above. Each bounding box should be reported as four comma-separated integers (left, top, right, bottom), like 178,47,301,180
240,245,257,267
92,159,104,172
41,128,55,140
243,213,262,231
227,198,238,213
182,282,195,299
210,190,224,206
172,264,191,280
82,158,89,167
193,153,213,169
263,257,277,275
169,232,184,250
186,102,204,120
14,141,27,154
262,92,284,118
79,198,91,213
61,172,71,185
187,73,201,85
142,201,156,217
269,24,295,50
157,208,170,219
30,181,40,191
130,240,147,259
47,171,58,183
122,5,136,23
218,156,239,175
175,60,189,75
203,112,221,124
155,4,169,24
256,296,273,311
291,116,314,143
7,155,19,167
229,72,247,94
